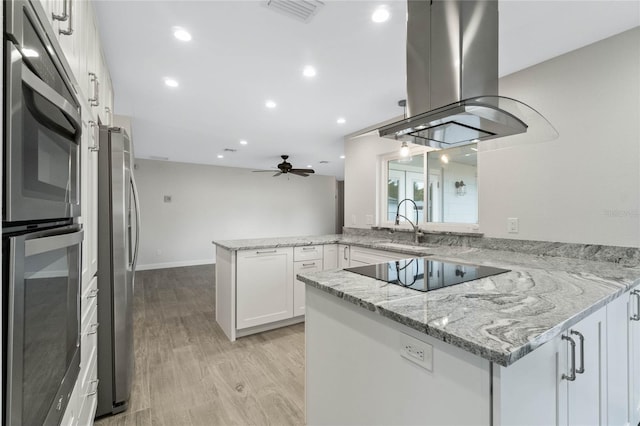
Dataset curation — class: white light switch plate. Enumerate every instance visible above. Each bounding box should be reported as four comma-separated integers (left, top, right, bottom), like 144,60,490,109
507,217,519,234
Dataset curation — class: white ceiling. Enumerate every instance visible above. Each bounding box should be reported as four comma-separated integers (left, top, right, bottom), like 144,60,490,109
94,1,639,179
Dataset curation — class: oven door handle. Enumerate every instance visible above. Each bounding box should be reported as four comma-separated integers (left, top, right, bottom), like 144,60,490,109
21,64,81,133
25,229,84,257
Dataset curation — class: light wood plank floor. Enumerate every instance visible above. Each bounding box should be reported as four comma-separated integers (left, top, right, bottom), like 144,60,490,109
94,265,305,426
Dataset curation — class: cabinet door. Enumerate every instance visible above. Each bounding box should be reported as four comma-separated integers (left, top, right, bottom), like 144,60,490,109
293,260,322,316
88,122,99,276
606,292,631,425
563,307,607,426
55,0,82,82
630,290,640,425
79,117,91,284
236,248,293,329
85,9,101,119
322,245,338,270
337,244,350,268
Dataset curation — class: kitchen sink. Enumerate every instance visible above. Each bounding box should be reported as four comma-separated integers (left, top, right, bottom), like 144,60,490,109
376,242,433,253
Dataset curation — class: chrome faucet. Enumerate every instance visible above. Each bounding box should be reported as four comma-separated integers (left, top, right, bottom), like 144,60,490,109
394,198,423,244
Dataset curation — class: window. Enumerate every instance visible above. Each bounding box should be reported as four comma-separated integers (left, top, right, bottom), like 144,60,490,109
380,144,478,229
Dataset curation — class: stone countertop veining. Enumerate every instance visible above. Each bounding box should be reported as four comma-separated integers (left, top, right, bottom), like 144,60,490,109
297,248,640,367
213,234,640,366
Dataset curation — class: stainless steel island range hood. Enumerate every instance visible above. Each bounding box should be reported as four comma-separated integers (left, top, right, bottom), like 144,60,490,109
379,0,554,149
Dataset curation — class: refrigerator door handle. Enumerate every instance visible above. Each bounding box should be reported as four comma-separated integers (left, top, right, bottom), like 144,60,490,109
130,174,141,272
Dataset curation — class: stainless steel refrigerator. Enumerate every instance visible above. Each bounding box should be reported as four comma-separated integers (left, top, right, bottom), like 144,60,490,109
96,126,140,417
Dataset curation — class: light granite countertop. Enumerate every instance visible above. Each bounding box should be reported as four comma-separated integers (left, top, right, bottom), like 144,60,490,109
213,235,640,366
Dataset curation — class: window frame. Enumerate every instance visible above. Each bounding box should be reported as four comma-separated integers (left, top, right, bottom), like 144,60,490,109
378,145,481,234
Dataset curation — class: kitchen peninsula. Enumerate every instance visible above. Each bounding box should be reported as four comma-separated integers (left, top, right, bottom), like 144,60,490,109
214,234,640,425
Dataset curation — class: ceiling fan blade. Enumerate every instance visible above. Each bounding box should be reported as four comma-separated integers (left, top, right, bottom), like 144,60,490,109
289,171,310,177
290,168,315,174
273,172,282,177
253,169,278,172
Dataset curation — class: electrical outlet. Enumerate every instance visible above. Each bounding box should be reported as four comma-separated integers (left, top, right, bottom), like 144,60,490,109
400,333,433,371
365,214,373,225
507,217,519,234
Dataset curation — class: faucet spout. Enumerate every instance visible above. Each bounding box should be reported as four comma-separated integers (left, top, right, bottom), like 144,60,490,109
394,198,423,244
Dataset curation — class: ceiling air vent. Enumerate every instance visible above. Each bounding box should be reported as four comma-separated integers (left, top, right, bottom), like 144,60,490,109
265,0,324,23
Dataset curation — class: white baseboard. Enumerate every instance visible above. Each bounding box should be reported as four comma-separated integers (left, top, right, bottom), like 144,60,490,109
136,259,214,271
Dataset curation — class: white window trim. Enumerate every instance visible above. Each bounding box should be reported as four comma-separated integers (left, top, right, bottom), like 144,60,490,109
378,145,482,234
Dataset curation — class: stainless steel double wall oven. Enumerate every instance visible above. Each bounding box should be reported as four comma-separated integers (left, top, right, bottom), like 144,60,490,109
3,1,83,425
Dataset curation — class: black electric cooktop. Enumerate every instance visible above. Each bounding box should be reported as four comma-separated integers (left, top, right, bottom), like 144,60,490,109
344,258,510,292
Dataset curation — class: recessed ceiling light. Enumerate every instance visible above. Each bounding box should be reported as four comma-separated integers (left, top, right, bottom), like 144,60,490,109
217,154,224,159
239,140,248,145
471,139,480,143
337,117,346,124
265,100,277,109
307,165,313,168
303,65,316,78
372,6,390,23
173,27,192,42
164,78,179,88
470,147,478,152
340,155,345,159
440,154,449,164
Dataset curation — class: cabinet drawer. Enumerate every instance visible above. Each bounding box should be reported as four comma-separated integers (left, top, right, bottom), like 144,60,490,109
77,386,98,426
79,340,98,403
294,245,322,261
81,302,99,370
294,260,322,316
81,276,98,326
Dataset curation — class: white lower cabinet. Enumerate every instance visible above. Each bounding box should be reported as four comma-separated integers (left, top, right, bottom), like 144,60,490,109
561,307,607,425
322,244,338,269
349,246,407,265
608,289,640,425
294,260,322,316
494,305,608,425
236,248,294,329
631,289,640,424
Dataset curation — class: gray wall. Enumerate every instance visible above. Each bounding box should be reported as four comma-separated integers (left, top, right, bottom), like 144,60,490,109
345,27,640,247
133,159,337,269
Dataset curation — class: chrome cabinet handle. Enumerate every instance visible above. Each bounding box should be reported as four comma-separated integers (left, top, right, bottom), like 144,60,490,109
562,335,577,381
302,247,316,251
570,330,585,374
88,120,99,152
86,379,99,396
88,72,100,106
256,250,277,254
631,290,640,321
302,262,316,267
52,0,69,22
59,0,74,35
87,288,99,299
343,246,348,260
87,323,99,335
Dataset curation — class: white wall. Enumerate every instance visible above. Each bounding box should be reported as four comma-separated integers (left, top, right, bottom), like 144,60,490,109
440,162,478,224
344,132,400,227
344,28,640,248
134,159,337,269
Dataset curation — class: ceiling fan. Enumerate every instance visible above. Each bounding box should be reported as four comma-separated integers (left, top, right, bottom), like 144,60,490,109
253,155,315,177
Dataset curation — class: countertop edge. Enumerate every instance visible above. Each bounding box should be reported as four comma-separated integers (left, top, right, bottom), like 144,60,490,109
298,274,640,367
